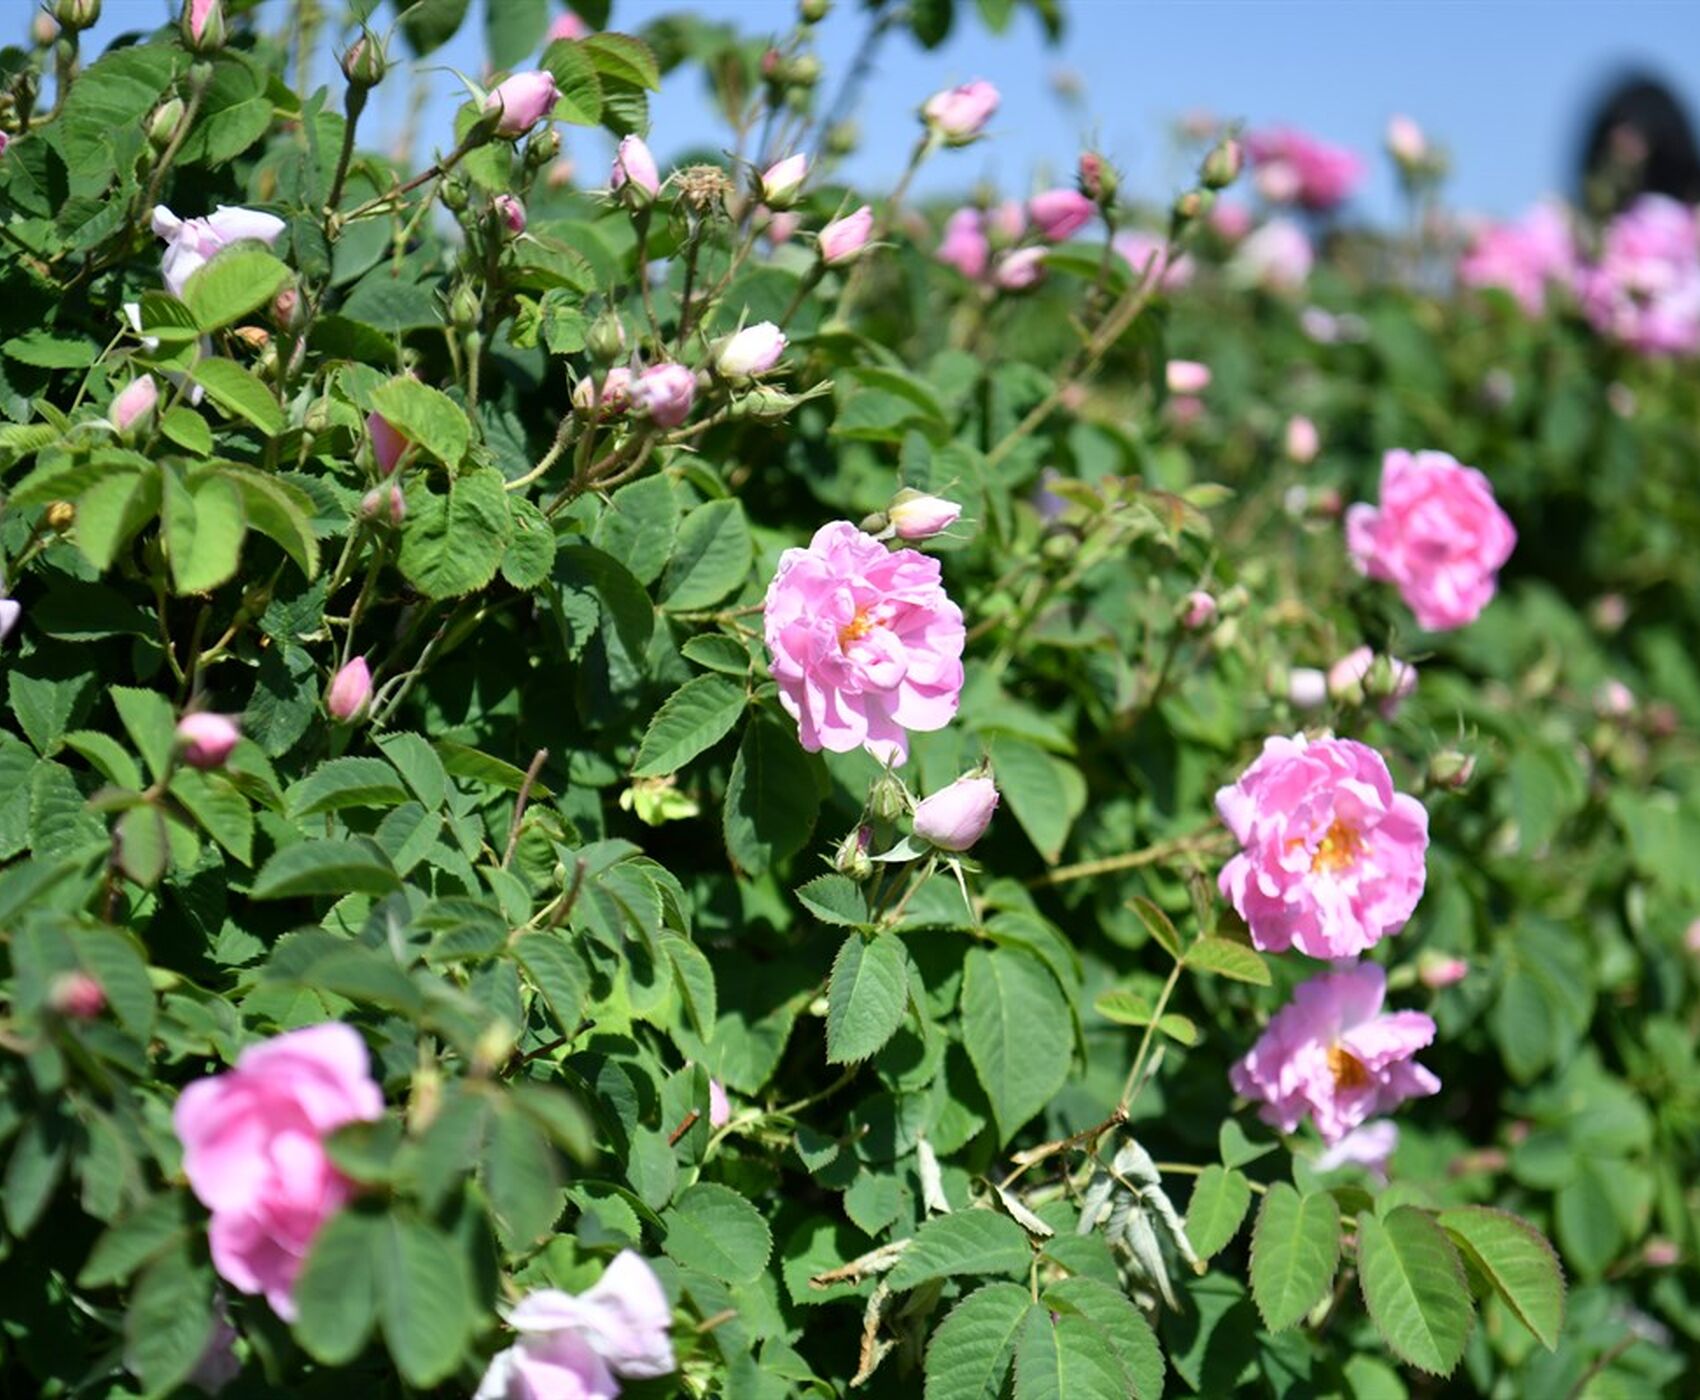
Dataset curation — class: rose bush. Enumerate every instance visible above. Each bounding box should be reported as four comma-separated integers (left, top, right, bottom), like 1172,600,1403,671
0,1,1696,1396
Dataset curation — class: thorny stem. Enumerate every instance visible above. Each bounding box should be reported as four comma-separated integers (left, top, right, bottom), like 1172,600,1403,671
1026,826,1228,888
501,749,550,869
505,412,578,492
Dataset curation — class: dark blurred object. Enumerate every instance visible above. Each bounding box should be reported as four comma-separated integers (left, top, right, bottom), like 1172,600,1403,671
1578,74,1700,215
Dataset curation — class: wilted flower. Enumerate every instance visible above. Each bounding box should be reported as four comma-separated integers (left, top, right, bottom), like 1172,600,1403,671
887,490,961,540
714,322,786,379
819,205,874,265
914,774,998,851
759,152,808,208
326,657,372,721
110,375,158,434
611,134,660,199
151,205,286,298
631,363,696,428
177,713,241,770
1028,187,1095,242
484,70,560,137
922,79,999,145
1165,359,1211,394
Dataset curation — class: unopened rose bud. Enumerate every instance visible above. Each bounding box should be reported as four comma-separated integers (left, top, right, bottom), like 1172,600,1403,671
1172,188,1212,224
484,70,560,138
493,194,526,235
825,121,859,158
758,152,808,209
361,484,406,526
1327,646,1373,705
0,597,20,645
1385,114,1427,168
1589,593,1628,633
914,774,999,852
49,971,105,1020
341,31,387,89
1028,188,1095,242
176,712,240,769
1417,952,1468,989
1179,590,1216,629
1595,678,1635,718
1165,359,1211,395
708,1078,731,1128
784,54,822,88
1201,136,1244,190
32,12,59,46
147,97,185,151
526,127,562,171
326,656,372,721
440,176,470,212
110,375,158,436
1287,667,1327,709
611,134,660,201
572,367,633,417
992,247,1045,292
55,0,101,33
819,204,873,265
272,284,300,327
585,311,628,365
45,501,74,532
714,322,786,380
833,824,874,880
1643,1239,1682,1268
887,490,961,541
367,411,407,476
1427,748,1476,790
1078,150,1116,205
922,79,999,146
449,284,480,330
728,384,800,420
800,0,832,19
868,773,908,824
631,362,696,428
1283,414,1320,463
181,0,225,53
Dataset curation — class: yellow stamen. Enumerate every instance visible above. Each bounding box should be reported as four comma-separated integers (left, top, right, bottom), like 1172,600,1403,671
1310,818,1363,874
838,611,875,649
1327,1044,1371,1091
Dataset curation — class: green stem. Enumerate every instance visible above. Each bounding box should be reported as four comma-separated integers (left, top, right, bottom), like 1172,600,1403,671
1119,960,1183,1112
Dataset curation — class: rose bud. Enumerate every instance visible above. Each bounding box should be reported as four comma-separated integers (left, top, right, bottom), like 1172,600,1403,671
361,484,406,526
1417,952,1468,989
1427,747,1476,790
1327,646,1374,704
631,362,696,428
887,490,962,541
33,12,60,45
326,656,372,721
176,712,241,770
714,322,787,380
572,366,633,416
834,825,874,881
182,0,225,53
484,70,560,137
493,194,526,235
708,1079,731,1128
819,205,874,265
1028,188,1095,242
1287,667,1327,709
547,11,589,41
368,412,407,476
1165,359,1212,395
1078,150,1115,204
1180,590,1217,629
758,152,808,208
913,774,999,852
49,971,106,1020
341,31,387,89
992,247,1046,291
1202,136,1244,190
922,79,1000,146
611,134,660,200
1284,414,1320,463
110,375,158,436
1386,114,1427,168
585,310,628,364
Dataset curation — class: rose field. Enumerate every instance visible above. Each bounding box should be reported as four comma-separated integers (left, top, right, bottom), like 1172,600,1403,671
1,0,1699,1396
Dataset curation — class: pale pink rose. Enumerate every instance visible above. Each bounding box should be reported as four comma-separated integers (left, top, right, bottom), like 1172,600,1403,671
610,134,660,198
913,774,998,851
176,713,240,770
1417,952,1468,989
887,491,961,540
151,205,286,298
1385,114,1427,167
922,79,999,145
1458,201,1576,315
937,207,990,280
819,205,874,265
714,322,786,379
1246,127,1363,211
485,71,561,137
1345,449,1517,631
1216,733,1429,959
763,208,801,245
368,411,407,475
0,597,19,644
1165,359,1211,395
1287,668,1327,709
506,1252,676,1380
1181,590,1217,629
325,657,371,721
49,971,106,1020
1315,1119,1399,1182
184,0,223,47
1230,962,1439,1144
494,194,527,234
1284,414,1320,463
110,375,158,434
1028,187,1095,242
173,1024,384,1320
986,199,1026,246
1210,200,1253,242
1595,678,1635,717
475,1332,616,1400
547,12,590,42
759,153,807,207
631,362,696,428
708,1079,731,1128
1327,646,1374,703
1230,217,1313,291
992,247,1046,292
572,366,633,416
763,521,965,764
1113,229,1193,290
1576,194,1700,355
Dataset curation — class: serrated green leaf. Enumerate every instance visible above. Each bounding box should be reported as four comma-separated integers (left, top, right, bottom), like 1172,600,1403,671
286,757,409,818
250,837,401,899
183,248,291,332
1012,1308,1128,1400
632,674,746,776
890,1210,1030,1291
400,467,511,598
1040,1276,1165,1398
122,1240,215,1396
962,946,1072,1144
374,1215,476,1386
1436,1206,1563,1351
660,498,753,611
1184,1165,1253,1261
1357,1206,1475,1376
989,735,1085,863
723,712,820,877
1092,987,1154,1025
796,873,869,927
662,1182,772,1283
192,358,284,435
923,1281,1034,1400
370,376,470,467
111,686,177,781
169,768,254,865
293,1208,380,1365
78,1193,193,1288
1185,935,1271,984
1250,1183,1341,1331
825,932,909,1064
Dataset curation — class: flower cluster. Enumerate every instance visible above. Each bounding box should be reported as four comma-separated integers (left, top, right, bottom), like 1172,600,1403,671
1246,126,1364,211
1576,193,1700,356
1457,201,1576,315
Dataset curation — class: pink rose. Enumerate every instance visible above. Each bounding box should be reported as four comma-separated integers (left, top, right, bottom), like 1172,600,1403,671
368,411,407,475
922,79,999,145
631,362,696,428
1230,217,1313,291
937,208,990,281
494,194,527,235
151,204,286,298
547,12,590,42
713,322,786,379
1576,194,1700,355
611,134,660,199
763,521,965,764
1287,667,1327,709
1283,414,1320,463
992,247,1046,292
1345,449,1517,631
475,1330,616,1400
572,366,633,417
819,205,874,265
110,375,158,434
1246,127,1363,211
1217,733,1428,959
1180,590,1217,629
1027,188,1095,242
887,490,961,541
173,1024,384,1319
913,774,998,851
1113,229,1193,290
176,713,241,770
1315,1119,1398,1182
1457,201,1575,315
1230,962,1439,1144
326,656,372,721
503,1251,676,1380
484,70,561,137
759,153,808,208
1165,359,1211,394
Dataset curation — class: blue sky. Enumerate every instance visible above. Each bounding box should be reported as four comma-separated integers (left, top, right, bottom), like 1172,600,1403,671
65,2,1700,222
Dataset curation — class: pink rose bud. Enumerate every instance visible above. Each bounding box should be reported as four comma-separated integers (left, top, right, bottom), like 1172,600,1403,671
572,366,633,416
1165,359,1211,394
1287,667,1327,709
0,597,20,644
1595,678,1635,717
611,134,660,199
1284,414,1320,463
922,79,1000,146
368,412,407,476
1418,952,1468,989
631,362,696,428
936,207,990,280
763,208,801,245
361,485,406,526
49,971,106,1020
1643,1239,1682,1268
1181,590,1217,629
182,0,225,52
714,322,786,379
484,71,561,137
32,13,59,45
547,12,589,41
759,152,808,208
819,205,874,265
1328,645,1374,703
992,247,1046,292
177,712,241,770
913,774,999,852
1028,188,1095,242
493,194,527,235
1427,748,1476,790
888,490,962,541
708,1078,731,1128
1386,114,1427,167
110,374,158,434
327,657,372,721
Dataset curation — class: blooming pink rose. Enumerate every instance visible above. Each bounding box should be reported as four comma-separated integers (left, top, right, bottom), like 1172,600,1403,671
820,205,874,265
151,205,286,298
326,656,371,721
1457,201,1575,315
992,247,1046,292
547,12,590,42
922,79,999,145
937,208,990,281
177,713,241,770
1165,359,1211,394
505,1251,676,1380
1230,962,1439,1144
494,194,527,235
887,491,961,541
368,411,407,475
1230,217,1313,291
1345,449,1517,631
1576,194,1700,355
1113,229,1193,290
611,134,660,198
913,774,998,851
631,362,696,428
1246,127,1364,211
485,71,561,137
173,1024,384,1319
1028,188,1095,242
1284,414,1320,463
111,375,158,434
759,153,807,207
1217,733,1428,959
1315,1119,1398,1181
764,521,965,764
476,1331,616,1400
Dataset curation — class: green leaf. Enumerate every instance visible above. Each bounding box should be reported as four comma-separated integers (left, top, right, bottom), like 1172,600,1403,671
159,406,212,456
169,768,254,865
501,495,557,589
370,376,471,467
1012,1308,1128,1400
78,1193,193,1288
250,837,402,899
1437,1206,1564,1350
1219,1119,1277,1170
72,927,155,1038
183,248,291,332
1040,1277,1165,1398
541,39,604,126
796,873,869,927
5,329,98,368
890,1210,1031,1291
825,932,909,1064
663,933,717,1037
583,32,662,90
163,469,246,594
286,757,410,818
223,467,320,579
632,674,746,776
961,946,1072,1144
399,467,512,598
116,804,168,887
293,1208,379,1365
723,712,820,877
1184,935,1271,984
1185,1166,1254,1262
923,1282,1034,1400
1092,988,1153,1025
76,465,161,571
9,670,91,755
514,932,588,1033
1249,1183,1341,1331
483,1100,563,1245
485,0,548,67
374,1214,477,1386
681,633,750,675
63,730,140,787
192,358,284,435
376,732,449,810
1356,1206,1475,1376
400,0,473,55
660,498,753,611
3,1110,69,1236
988,735,1086,863
111,686,177,781
593,474,678,585
122,1241,215,1397
662,1182,773,1284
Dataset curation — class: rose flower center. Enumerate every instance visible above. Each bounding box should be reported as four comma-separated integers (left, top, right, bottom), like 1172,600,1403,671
838,610,877,650
1327,1043,1371,1091
1310,817,1364,874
